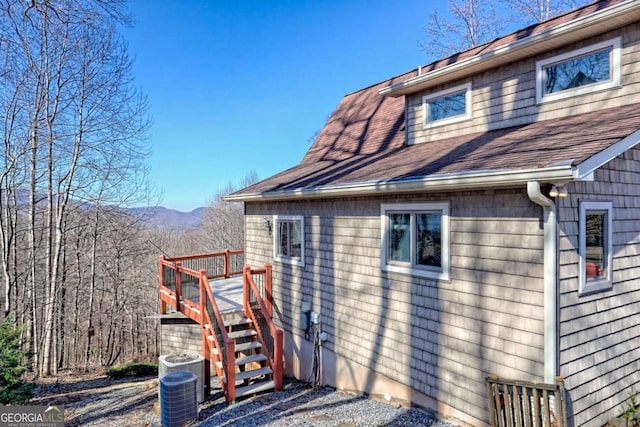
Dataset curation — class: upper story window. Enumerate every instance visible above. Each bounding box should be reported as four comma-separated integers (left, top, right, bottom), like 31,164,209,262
579,201,613,295
381,202,450,280
274,215,305,267
422,83,472,128
536,38,621,104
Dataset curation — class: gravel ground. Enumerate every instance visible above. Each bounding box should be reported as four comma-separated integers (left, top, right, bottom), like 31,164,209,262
34,372,461,426
197,381,460,427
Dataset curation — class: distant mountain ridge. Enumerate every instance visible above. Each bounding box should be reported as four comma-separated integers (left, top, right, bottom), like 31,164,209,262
125,206,206,230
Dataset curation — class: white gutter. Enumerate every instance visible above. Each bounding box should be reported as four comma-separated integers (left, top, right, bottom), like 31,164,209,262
224,164,575,202
526,181,558,384
380,0,640,98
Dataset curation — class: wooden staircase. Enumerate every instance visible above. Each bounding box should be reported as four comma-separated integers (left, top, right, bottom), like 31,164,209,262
213,313,276,399
158,251,283,404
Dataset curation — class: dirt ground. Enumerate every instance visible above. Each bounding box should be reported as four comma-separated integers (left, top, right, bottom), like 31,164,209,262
31,370,161,426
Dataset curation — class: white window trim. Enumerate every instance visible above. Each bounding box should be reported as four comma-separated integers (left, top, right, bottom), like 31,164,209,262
579,201,613,295
536,37,621,104
273,214,305,267
422,83,472,129
381,202,450,280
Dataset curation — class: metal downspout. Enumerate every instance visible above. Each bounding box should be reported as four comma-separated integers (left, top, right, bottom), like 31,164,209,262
527,181,558,383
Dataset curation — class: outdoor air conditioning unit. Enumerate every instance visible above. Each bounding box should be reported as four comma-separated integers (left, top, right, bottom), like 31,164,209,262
159,352,205,403
159,371,198,427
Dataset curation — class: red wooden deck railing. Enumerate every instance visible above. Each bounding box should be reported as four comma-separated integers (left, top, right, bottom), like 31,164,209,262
157,250,283,403
243,265,283,391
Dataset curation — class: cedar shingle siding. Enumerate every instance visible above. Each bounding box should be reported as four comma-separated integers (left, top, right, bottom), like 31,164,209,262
245,190,546,423
558,147,640,426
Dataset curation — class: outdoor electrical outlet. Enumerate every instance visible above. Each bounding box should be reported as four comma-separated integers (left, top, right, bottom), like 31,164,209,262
310,311,319,324
319,331,328,342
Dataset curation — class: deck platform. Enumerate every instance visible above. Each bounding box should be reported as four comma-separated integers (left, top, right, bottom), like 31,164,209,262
210,275,243,313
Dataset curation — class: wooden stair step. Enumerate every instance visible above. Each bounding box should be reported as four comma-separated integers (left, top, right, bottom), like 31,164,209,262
225,316,252,327
228,329,257,340
236,353,267,366
211,340,261,354
235,380,275,398
216,353,267,370
235,340,261,353
223,367,273,384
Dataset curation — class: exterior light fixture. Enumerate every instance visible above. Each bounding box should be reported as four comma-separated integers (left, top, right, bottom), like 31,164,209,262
263,217,272,235
549,184,568,198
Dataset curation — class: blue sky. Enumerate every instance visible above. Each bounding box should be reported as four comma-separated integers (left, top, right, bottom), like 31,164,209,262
123,1,438,211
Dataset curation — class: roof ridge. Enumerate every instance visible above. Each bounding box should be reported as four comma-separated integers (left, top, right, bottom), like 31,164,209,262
343,0,619,98
421,0,616,72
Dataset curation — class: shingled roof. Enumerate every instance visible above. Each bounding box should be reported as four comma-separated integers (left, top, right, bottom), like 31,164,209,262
227,0,640,201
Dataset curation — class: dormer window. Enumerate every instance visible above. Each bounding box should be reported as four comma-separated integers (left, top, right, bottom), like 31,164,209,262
536,37,621,103
422,83,472,128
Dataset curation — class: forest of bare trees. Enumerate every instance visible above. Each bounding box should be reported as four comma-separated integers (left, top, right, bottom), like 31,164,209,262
0,0,156,378
0,0,255,380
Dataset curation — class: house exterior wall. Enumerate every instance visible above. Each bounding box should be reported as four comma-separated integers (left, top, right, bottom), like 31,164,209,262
557,147,640,427
407,23,640,145
245,189,546,424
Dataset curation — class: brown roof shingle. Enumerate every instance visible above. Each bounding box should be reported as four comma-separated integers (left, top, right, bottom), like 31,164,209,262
236,83,640,196
231,0,640,199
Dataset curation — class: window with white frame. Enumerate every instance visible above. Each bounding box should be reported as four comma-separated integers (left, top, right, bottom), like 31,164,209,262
579,201,613,294
422,83,472,128
536,38,621,104
381,202,450,280
274,215,304,267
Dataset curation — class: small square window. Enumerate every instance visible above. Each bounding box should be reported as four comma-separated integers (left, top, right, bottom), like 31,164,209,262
536,38,620,104
382,203,449,280
579,201,613,294
422,83,471,128
274,215,304,267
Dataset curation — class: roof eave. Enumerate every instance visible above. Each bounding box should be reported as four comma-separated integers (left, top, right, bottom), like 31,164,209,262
380,0,640,98
574,127,640,180
223,165,576,202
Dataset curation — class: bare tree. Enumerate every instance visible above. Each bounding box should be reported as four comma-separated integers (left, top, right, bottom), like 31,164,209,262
196,171,259,253
420,0,591,60
0,0,151,377
504,0,584,23
419,0,505,60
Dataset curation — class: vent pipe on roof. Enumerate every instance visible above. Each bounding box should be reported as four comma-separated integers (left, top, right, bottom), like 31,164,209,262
527,181,558,384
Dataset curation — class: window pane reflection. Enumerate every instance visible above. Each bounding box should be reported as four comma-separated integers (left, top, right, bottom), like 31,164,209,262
416,213,442,268
585,212,606,281
544,49,611,95
389,213,410,263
